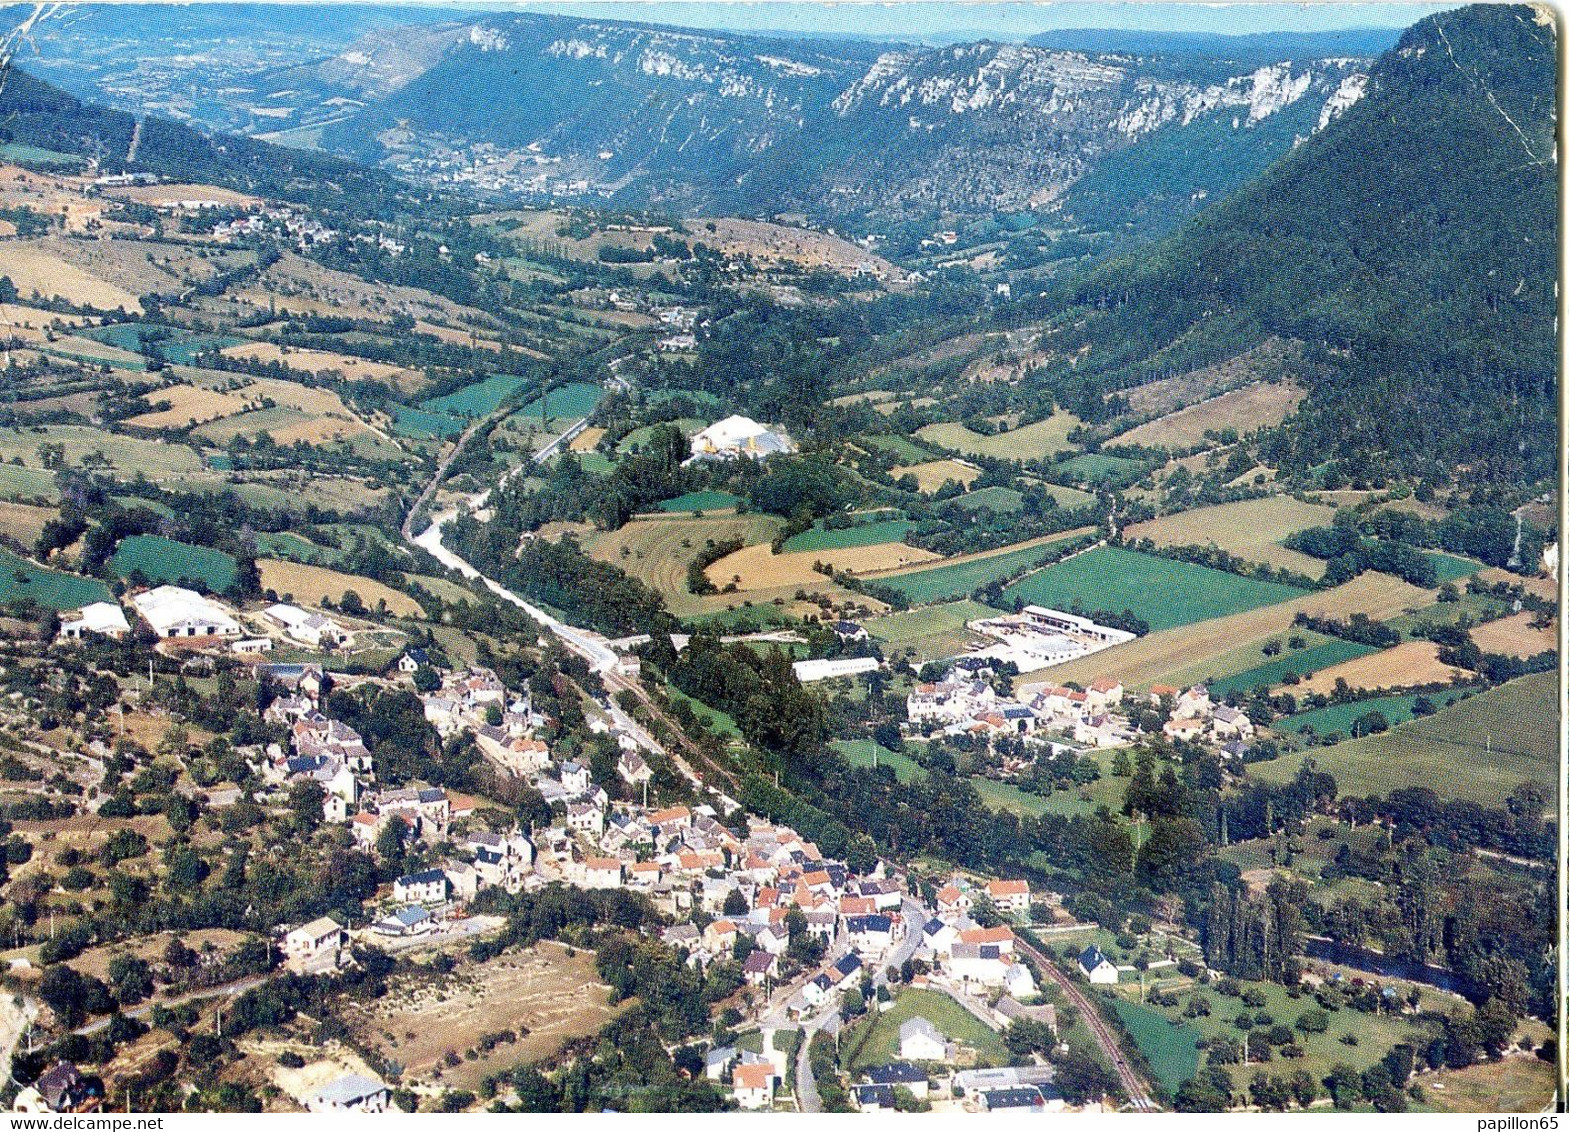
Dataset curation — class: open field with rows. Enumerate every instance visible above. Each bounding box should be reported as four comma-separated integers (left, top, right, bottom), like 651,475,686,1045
1113,381,1305,449
1025,571,1435,688
1287,640,1463,696
1124,496,1337,578
257,559,425,618
704,539,939,593
1205,637,1379,697
1251,672,1556,806
873,529,1095,605
0,548,111,609
1003,546,1305,633
581,512,781,617
916,413,1078,461
113,535,237,591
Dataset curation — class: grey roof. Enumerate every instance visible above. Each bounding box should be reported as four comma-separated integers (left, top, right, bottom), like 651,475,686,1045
834,953,862,978
899,1016,944,1044
847,914,892,934
983,1087,1044,1109
313,1074,387,1106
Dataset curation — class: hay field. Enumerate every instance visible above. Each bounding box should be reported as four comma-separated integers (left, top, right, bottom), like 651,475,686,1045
220,341,422,388
1124,496,1337,577
704,540,940,593
0,241,138,308
693,216,901,277
865,599,998,663
0,501,54,545
916,413,1078,461
569,426,606,452
1025,571,1435,688
891,458,982,493
0,425,202,476
1115,382,1305,449
257,559,424,618
1286,640,1463,696
1118,341,1292,417
582,513,780,616
1470,612,1556,658
106,182,259,208
343,942,623,1091
125,384,256,429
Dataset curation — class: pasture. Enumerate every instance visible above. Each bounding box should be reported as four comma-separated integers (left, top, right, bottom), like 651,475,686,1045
1470,612,1555,658
1423,550,1484,583
514,381,604,423
0,241,139,308
876,530,1095,605
1275,692,1430,739
125,383,257,430
1003,547,1304,633
948,486,1023,513
859,434,933,464
1421,1057,1555,1113
833,739,924,783
1287,640,1462,696
0,501,55,546
782,518,913,553
864,599,999,663
390,405,466,440
113,535,237,591
0,426,203,477
419,374,528,418
1055,452,1145,486
915,413,1078,461
1022,571,1432,688
1111,1000,1201,1093
1113,382,1305,449
257,559,425,618
1251,672,1556,807
0,465,58,503
890,458,981,494
0,549,111,610
1123,496,1337,578
653,490,741,513
1204,637,1379,697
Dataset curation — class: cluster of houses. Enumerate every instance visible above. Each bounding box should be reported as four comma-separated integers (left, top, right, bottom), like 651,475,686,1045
906,663,1129,749
1153,683,1256,750
210,204,335,248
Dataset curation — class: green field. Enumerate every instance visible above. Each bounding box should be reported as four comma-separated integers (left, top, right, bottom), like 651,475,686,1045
653,491,740,513
916,414,1078,461
834,739,925,783
617,419,703,455
254,531,341,565
1002,547,1304,633
865,599,996,662
860,434,934,463
82,325,244,366
419,374,529,418
0,142,83,169
390,405,466,439
0,426,203,477
112,535,237,591
1253,672,1555,807
1277,692,1432,738
666,684,742,740
783,518,914,553
1037,481,1099,509
969,776,1052,816
842,988,1009,1071
1056,452,1145,485
1207,639,1381,697
0,465,59,503
514,381,604,422
880,534,1090,605
948,486,1024,513
1112,999,1201,1092
0,550,112,611
1422,551,1485,583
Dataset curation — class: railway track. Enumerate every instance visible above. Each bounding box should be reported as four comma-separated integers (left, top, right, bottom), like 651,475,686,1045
1017,936,1160,1112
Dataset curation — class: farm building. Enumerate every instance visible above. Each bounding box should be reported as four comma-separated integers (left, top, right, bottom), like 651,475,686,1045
792,657,880,682
686,415,796,463
130,585,241,639
264,602,347,647
57,601,130,641
305,1074,389,1114
1022,606,1138,645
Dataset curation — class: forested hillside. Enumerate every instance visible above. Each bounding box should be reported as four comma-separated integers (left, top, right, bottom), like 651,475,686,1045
1030,5,1557,491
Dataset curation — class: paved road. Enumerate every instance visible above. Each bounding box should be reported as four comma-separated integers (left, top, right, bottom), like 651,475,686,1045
1016,935,1159,1111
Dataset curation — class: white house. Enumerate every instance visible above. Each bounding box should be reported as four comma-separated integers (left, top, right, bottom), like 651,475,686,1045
393,868,449,905
264,603,346,648
131,586,241,639
899,1016,949,1061
1079,945,1119,984
732,1063,778,1110
985,879,1031,920
282,916,345,970
57,601,129,641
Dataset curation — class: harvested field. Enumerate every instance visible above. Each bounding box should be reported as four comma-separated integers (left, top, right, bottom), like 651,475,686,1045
704,540,940,593
0,501,55,545
582,513,780,616
1422,1055,1556,1113
257,559,424,618
1470,612,1556,658
1124,496,1337,578
1023,571,1435,688
891,458,981,493
569,426,606,452
1117,340,1294,418
1286,640,1463,696
125,384,256,429
916,413,1078,461
106,183,259,208
220,341,422,388
694,216,902,277
0,241,138,308
1114,381,1304,449
344,941,622,1090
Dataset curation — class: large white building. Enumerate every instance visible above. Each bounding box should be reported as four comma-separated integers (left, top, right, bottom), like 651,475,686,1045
686,415,796,463
264,603,346,647
131,586,241,639
57,601,130,641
